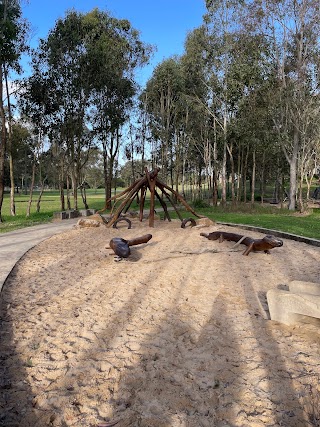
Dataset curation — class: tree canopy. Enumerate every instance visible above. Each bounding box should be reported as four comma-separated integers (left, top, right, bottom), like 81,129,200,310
1,1,320,219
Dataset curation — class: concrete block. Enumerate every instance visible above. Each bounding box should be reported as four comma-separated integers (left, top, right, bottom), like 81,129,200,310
267,288,320,325
66,210,79,219
289,280,320,296
79,209,91,217
53,211,67,220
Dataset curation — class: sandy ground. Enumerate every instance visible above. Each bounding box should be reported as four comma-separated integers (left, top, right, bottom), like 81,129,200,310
0,219,320,427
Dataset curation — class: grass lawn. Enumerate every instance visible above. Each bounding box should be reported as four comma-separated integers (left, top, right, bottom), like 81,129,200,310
0,189,108,233
1,189,320,240
199,205,320,240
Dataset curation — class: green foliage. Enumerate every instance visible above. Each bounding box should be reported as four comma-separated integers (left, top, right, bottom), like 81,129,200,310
0,189,108,233
1,191,320,243
191,198,211,209
194,204,320,240
18,8,153,210
0,0,29,69
2,0,320,225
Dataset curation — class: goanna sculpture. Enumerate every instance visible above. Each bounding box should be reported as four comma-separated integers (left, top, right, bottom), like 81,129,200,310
200,231,283,256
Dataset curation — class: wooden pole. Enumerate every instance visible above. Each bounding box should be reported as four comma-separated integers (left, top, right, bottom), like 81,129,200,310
107,176,147,227
139,185,147,221
154,188,171,221
146,169,156,227
159,186,183,221
97,177,142,214
156,177,204,219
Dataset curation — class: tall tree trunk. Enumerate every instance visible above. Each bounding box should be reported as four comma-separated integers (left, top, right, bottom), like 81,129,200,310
181,155,186,198
288,127,299,210
174,131,180,195
237,144,243,202
59,167,65,211
80,185,89,209
305,162,316,201
260,151,266,204
71,174,78,211
227,142,235,205
251,149,256,206
221,115,227,205
103,150,111,209
0,65,6,222
298,172,304,212
36,181,45,213
26,162,36,217
4,67,15,216
59,174,65,211
170,141,174,190
129,124,136,181
35,145,45,212
212,119,218,206
280,174,286,209
243,147,249,202
103,131,120,209
66,175,71,210
8,147,15,215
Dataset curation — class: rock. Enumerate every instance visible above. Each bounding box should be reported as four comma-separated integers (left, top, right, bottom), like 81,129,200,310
196,217,215,227
76,213,109,228
126,210,139,218
76,218,101,228
88,213,109,224
267,288,320,325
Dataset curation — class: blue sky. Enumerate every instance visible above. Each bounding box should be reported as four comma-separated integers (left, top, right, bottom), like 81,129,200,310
21,0,207,86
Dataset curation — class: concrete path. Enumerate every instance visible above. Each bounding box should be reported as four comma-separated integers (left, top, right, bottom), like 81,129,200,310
0,219,78,292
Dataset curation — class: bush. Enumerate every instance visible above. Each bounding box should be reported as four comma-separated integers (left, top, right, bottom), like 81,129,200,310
192,199,210,209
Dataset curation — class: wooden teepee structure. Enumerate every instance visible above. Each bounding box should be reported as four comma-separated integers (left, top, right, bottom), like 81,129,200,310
98,168,203,228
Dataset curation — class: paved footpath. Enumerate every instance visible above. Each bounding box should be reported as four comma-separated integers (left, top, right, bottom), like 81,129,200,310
0,219,78,292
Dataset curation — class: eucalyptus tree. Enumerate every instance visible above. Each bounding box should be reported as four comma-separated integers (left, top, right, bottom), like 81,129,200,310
134,93,154,175
180,26,214,201
123,122,144,186
90,79,135,206
20,11,92,210
224,30,278,204
195,2,274,205
22,8,151,210
143,57,186,186
120,159,147,187
40,11,95,210
296,99,320,205
247,0,320,210
81,148,104,193
202,0,247,205
10,122,32,192
80,9,151,206
0,0,28,220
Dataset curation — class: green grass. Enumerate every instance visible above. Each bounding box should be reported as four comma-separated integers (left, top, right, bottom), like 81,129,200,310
190,203,320,240
1,190,320,240
0,189,108,233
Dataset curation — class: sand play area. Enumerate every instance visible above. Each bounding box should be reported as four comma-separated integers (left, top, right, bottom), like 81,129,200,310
0,219,320,427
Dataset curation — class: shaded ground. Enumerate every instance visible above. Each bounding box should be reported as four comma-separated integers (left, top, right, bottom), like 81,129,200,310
0,219,320,427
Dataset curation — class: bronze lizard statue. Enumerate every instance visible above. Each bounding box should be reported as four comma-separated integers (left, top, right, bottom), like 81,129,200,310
200,231,283,256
